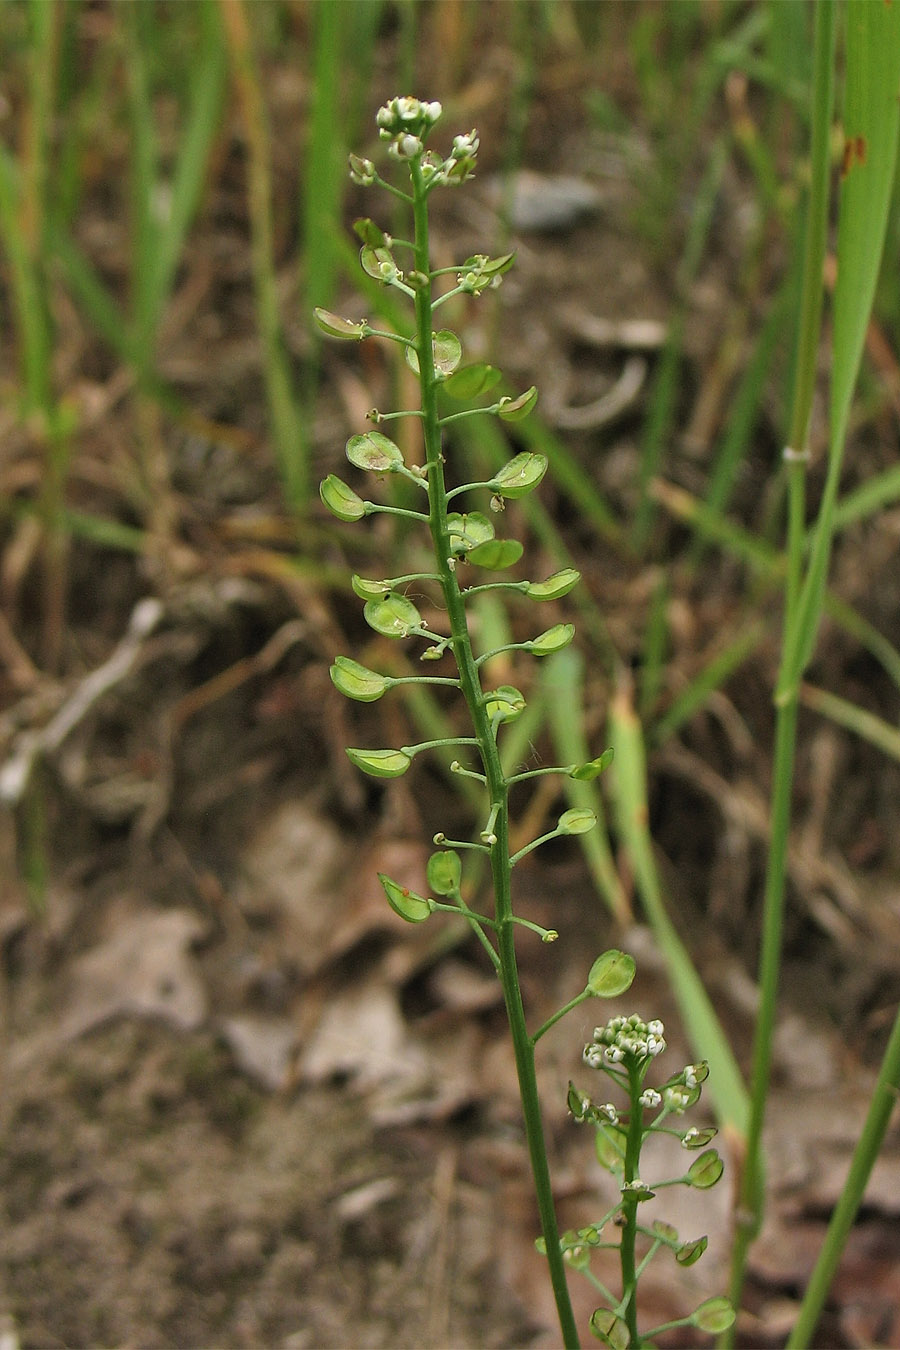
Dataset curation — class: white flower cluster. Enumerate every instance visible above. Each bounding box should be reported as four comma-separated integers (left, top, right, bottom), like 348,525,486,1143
376,96,442,161
584,1013,667,1071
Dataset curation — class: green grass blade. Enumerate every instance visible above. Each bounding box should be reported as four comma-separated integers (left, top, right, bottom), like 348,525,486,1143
607,679,749,1139
799,683,900,763
124,0,161,358
787,1003,900,1348
780,0,900,698
220,0,308,510
149,0,228,326
652,621,766,746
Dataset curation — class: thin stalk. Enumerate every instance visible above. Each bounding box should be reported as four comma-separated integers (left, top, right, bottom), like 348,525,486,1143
619,1073,644,1347
409,159,579,1350
787,1003,900,1348
724,1,835,1331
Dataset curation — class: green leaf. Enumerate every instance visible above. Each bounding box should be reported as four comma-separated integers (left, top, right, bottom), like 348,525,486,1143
686,1149,724,1189
346,747,412,778
442,362,502,399
675,1235,708,1267
691,1297,735,1335
351,574,390,600
426,850,462,896
320,474,367,521
363,593,423,638
346,430,404,473
497,386,538,421
484,685,526,722
330,656,390,702
589,1309,630,1349
313,308,366,340
490,451,547,498
378,873,432,922
587,950,636,998
406,329,462,377
525,569,581,601
466,538,523,570
558,807,597,835
570,747,615,781
530,623,575,656
447,511,495,555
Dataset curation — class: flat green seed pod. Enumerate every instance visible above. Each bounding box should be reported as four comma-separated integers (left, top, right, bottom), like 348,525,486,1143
363,593,423,638
378,873,431,922
525,569,581,601
442,363,502,399
320,474,366,521
346,430,404,473
351,574,391,600
447,511,495,554
426,850,461,896
346,747,412,778
558,807,597,835
313,308,366,340
687,1149,724,1189
490,451,547,498
587,949,636,997
589,1310,630,1350
405,329,462,377
330,657,390,702
675,1235,708,1267
497,386,538,421
691,1298,735,1334
466,538,523,570
484,685,526,722
530,623,575,656
569,747,615,781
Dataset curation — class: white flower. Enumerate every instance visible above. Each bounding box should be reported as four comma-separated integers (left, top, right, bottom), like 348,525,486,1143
639,1089,661,1109
388,133,423,160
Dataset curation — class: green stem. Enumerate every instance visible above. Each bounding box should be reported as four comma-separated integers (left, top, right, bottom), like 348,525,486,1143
620,1069,643,1348
409,156,579,1350
724,4,835,1333
787,1002,900,1347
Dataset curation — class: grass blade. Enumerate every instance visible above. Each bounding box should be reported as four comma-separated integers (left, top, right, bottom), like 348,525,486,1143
607,677,749,1140
780,0,900,699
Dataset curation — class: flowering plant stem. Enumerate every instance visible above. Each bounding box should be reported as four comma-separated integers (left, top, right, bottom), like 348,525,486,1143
322,97,728,1348
408,157,580,1350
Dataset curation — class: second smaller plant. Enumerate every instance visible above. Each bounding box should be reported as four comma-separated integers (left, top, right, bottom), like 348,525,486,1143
558,1015,735,1348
